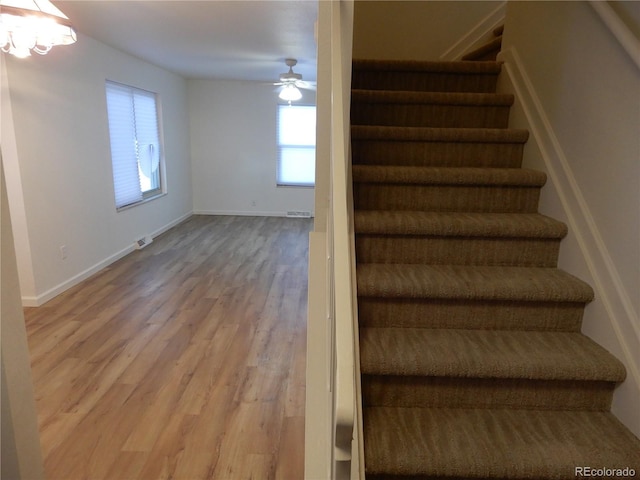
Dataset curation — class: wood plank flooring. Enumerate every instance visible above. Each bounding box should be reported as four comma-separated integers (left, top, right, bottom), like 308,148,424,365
24,215,312,480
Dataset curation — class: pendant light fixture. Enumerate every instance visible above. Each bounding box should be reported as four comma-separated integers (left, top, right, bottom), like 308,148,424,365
1,0,77,58
278,83,303,103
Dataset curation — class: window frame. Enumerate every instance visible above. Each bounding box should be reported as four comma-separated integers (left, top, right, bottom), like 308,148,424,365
276,103,316,188
105,80,166,211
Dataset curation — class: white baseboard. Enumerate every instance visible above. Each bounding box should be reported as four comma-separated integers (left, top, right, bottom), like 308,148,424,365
193,209,314,218
23,211,194,307
23,245,135,307
439,2,506,61
150,211,192,238
499,47,640,429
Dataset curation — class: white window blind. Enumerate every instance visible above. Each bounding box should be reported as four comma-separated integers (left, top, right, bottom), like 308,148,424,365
106,81,162,209
277,104,316,186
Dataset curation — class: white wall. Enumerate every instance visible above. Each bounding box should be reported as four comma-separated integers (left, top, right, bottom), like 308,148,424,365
3,33,193,305
352,0,503,61
188,78,315,217
498,1,640,436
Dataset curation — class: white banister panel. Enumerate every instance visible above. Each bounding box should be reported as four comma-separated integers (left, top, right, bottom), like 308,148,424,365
328,1,358,479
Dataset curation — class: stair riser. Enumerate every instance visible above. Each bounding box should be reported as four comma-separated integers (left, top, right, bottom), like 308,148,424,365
353,184,541,213
350,103,511,128
351,71,499,93
357,299,585,331
355,236,561,266
351,140,524,168
362,375,615,411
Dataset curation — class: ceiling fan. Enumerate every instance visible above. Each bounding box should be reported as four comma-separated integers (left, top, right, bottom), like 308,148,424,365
274,58,315,102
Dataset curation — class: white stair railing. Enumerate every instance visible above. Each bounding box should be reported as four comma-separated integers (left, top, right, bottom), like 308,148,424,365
306,1,359,478
326,1,360,479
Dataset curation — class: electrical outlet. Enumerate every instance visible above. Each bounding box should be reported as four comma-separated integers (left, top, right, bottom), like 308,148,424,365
251,200,257,207
60,245,68,260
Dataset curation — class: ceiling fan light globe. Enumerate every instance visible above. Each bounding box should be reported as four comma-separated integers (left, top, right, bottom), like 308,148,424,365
279,84,302,102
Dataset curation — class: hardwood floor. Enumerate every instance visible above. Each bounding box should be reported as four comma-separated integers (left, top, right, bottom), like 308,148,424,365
24,215,312,480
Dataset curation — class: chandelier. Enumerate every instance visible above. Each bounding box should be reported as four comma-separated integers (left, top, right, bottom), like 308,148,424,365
1,0,77,58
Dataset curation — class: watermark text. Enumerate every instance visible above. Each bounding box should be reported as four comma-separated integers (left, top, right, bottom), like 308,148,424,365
575,466,636,477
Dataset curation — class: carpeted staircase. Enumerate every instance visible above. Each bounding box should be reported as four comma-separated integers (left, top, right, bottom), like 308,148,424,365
351,59,640,478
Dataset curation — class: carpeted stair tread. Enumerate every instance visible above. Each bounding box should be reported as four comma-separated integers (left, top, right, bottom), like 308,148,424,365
353,176,543,213
358,295,589,331
356,264,594,302
354,211,567,238
352,125,529,143
351,89,514,106
351,145,526,169
352,165,546,187
350,90,514,128
361,374,618,411
359,328,626,382
363,407,640,478
352,58,503,74
351,60,503,93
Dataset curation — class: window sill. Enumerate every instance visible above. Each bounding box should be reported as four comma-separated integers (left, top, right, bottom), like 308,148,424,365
116,192,167,212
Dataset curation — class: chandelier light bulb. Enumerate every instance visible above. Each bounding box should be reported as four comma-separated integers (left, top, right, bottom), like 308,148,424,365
1,0,77,58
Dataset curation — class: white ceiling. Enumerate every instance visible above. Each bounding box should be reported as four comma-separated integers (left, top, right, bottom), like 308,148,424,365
53,0,319,83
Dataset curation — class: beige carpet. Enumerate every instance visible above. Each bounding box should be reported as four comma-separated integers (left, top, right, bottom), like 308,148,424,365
351,58,640,479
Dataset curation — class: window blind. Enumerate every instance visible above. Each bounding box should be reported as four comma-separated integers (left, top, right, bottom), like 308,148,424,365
277,104,316,186
133,91,161,192
105,81,161,209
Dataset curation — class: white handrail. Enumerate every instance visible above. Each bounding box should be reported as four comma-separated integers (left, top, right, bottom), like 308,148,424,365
589,1,640,71
328,0,357,478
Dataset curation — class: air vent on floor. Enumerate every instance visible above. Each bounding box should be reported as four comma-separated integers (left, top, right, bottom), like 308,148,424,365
135,235,153,250
286,211,312,218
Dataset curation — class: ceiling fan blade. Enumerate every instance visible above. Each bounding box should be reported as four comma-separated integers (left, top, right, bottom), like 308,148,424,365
296,80,316,91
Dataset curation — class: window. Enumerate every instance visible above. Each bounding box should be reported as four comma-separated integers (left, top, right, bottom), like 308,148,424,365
105,81,164,209
277,104,316,187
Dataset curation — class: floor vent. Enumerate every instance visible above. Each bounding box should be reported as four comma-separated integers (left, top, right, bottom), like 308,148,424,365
135,235,153,250
286,211,312,218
